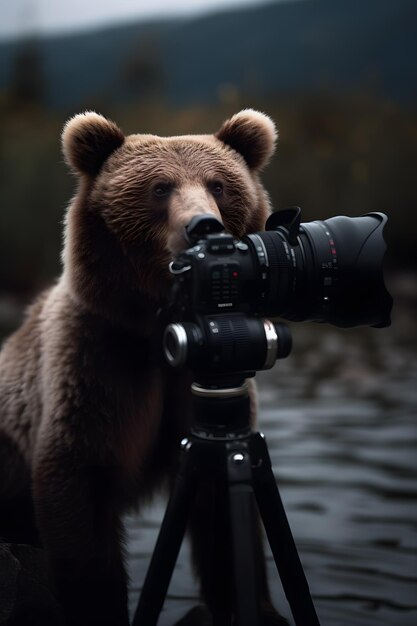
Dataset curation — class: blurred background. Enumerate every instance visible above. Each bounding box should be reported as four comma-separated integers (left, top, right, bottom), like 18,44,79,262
0,0,416,624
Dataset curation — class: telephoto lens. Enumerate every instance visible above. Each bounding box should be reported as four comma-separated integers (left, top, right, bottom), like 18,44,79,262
246,208,392,327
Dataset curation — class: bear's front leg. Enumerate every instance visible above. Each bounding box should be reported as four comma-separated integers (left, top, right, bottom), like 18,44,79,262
33,435,130,626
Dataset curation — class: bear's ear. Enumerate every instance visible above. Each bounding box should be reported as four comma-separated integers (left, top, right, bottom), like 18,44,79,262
62,112,125,176
216,109,277,170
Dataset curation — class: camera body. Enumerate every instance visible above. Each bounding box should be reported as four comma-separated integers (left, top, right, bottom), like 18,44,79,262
169,229,261,316
163,208,392,375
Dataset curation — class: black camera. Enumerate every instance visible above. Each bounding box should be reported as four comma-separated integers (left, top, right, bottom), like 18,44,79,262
163,208,392,375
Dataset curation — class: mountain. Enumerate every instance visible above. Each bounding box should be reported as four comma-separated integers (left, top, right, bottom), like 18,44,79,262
1,0,417,110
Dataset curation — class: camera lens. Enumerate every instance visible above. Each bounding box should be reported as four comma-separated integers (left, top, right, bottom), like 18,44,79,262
246,212,392,328
163,317,291,372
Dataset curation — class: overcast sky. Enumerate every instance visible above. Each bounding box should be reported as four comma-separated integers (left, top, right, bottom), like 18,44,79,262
0,0,278,40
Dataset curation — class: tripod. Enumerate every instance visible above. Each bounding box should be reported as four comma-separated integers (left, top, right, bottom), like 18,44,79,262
132,376,320,626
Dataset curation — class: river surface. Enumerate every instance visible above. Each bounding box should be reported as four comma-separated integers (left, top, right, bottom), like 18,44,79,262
126,274,417,626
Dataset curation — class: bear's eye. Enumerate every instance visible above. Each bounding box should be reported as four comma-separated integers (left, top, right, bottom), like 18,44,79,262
208,181,224,197
153,183,173,198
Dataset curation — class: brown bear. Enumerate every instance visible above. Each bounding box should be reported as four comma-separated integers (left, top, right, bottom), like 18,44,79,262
0,110,287,625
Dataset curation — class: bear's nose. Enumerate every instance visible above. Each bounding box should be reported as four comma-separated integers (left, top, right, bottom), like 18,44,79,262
167,186,224,255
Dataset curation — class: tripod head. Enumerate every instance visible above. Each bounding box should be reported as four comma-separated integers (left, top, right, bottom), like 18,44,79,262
188,380,252,440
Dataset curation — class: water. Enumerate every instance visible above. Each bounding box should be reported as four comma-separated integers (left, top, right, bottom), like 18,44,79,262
126,275,417,625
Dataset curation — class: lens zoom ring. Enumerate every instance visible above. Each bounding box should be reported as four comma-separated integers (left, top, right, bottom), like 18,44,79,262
217,315,246,344
216,316,252,363
259,232,290,306
207,315,266,370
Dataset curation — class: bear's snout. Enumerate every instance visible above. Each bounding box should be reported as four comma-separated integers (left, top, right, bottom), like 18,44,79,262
166,185,223,255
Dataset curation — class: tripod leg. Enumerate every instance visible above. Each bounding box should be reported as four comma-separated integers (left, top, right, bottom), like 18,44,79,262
187,471,233,626
251,433,320,626
227,445,261,626
132,440,198,626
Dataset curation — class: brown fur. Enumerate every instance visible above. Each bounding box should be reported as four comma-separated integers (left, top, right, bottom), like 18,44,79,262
0,110,283,625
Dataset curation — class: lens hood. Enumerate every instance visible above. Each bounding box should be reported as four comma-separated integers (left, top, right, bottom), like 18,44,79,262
317,212,393,327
